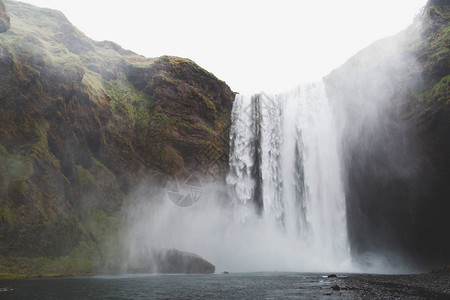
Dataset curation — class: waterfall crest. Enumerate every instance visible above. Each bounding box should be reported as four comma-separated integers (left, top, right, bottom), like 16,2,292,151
227,82,350,265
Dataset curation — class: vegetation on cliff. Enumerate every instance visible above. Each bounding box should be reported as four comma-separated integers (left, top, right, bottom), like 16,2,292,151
0,0,234,277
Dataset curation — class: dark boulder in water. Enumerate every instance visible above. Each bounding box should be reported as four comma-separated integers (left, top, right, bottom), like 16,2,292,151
157,249,215,274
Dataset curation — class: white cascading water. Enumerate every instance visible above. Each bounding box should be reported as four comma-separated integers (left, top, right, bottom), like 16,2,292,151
227,82,351,268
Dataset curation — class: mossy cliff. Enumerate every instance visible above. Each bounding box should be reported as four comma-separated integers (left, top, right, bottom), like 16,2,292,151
325,0,449,268
0,0,234,277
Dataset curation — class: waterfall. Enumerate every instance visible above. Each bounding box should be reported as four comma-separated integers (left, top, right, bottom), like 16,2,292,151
227,82,350,266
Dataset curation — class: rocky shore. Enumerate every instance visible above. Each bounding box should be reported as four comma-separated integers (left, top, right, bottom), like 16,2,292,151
331,269,450,299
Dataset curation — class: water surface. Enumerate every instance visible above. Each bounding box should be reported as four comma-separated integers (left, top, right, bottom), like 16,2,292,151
0,272,346,299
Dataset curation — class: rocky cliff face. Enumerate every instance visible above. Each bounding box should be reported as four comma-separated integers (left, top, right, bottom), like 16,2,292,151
325,0,449,268
0,0,10,33
0,0,233,276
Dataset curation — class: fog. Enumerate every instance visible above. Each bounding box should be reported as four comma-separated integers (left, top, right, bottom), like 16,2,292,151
325,19,429,272
122,182,419,274
123,183,354,273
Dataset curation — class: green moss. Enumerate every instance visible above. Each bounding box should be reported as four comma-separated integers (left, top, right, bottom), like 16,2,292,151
82,70,104,101
0,205,14,230
417,9,450,77
76,165,95,188
28,123,60,169
402,5,450,125
193,122,216,136
159,55,217,82
34,199,57,225
104,79,154,129
0,273,28,280
157,145,183,174
47,242,99,274
202,94,217,112
148,107,170,143
403,75,450,123
428,25,449,60
80,209,119,238
169,116,192,131
92,158,115,177
152,73,177,85
5,208,126,277
0,144,34,190
427,75,450,104
0,242,98,277
8,179,28,198
40,273,69,278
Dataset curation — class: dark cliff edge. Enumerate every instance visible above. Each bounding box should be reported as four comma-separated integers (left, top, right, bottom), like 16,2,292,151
0,0,233,277
325,0,449,269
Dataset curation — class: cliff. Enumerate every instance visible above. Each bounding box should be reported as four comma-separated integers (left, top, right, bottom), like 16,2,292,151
325,0,449,268
0,0,233,276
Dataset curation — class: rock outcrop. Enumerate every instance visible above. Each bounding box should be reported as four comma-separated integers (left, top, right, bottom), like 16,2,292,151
124,248,215,274
158,249,215,274
0,0,10,32
325,0,449,267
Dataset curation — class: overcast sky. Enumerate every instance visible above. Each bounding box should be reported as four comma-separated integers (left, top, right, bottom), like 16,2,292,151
19,0,427,94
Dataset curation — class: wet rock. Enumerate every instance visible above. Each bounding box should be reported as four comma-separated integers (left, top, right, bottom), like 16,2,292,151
158,248,215,274
328,274,337,278
331,284,341,291
223,271,229,274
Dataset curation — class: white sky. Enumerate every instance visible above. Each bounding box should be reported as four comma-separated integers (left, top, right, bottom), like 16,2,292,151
18,0,427,94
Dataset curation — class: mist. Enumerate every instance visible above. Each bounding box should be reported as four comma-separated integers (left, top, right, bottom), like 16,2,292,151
122,182,353,274
121,75,422,275
118,13,438,275
325,17,436,271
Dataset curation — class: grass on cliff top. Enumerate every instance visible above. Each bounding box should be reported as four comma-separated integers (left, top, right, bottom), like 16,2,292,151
1,0,147,98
